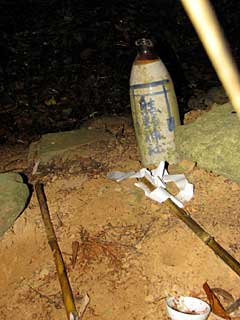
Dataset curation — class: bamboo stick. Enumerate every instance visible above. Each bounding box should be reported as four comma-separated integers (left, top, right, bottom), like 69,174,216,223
166,199,240,277
139,176,240,275
180,0,240,116
35,183,79,320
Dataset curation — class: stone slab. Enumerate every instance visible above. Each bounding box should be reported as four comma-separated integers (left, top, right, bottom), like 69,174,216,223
28,126,114,166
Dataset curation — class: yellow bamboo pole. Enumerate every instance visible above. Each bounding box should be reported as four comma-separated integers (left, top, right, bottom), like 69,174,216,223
35,183,79,320
139,177,240,276
180,0,240,116
166,199,240,277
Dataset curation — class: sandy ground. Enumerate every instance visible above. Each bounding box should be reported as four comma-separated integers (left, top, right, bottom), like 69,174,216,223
0,115,240,320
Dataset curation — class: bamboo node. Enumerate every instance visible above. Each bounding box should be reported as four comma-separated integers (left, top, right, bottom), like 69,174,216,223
202,234,213,245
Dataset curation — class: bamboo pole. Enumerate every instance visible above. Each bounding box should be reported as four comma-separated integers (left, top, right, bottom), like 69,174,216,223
35,183,79,320
166,199,240,277
139,177,240,276
180,0,240,116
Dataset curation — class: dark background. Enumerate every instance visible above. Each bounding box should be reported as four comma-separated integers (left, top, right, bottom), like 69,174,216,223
0,0,239,144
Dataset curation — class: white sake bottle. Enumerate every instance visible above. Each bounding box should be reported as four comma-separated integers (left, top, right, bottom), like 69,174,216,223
130,38,180,166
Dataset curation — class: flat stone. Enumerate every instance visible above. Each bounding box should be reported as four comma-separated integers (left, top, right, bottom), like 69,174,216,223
175,103,240,182
28,126,114,167
0,173,29,237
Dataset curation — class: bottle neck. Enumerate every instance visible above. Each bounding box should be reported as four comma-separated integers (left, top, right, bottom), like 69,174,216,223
135,38,160,62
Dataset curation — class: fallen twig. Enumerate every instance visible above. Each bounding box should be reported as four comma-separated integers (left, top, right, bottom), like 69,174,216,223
71,241,80,268
29,286,62,309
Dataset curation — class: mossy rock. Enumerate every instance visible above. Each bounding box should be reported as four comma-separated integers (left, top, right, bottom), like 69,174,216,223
175,103,240,182
0,173,29,237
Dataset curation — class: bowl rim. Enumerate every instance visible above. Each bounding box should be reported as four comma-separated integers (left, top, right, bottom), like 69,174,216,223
166,295,211,316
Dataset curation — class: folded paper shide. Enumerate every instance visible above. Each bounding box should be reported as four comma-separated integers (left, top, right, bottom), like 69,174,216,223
107,161,194,208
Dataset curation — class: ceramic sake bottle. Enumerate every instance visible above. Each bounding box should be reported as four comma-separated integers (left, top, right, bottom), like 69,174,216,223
130,38,180,166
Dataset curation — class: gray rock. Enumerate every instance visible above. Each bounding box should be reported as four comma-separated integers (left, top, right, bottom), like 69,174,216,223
205,86,228,106
187,86,229,110
28,127,114,167
0,173,29,237
175,103,240,182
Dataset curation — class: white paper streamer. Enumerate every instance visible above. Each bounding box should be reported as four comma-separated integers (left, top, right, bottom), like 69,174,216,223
107,161,194,208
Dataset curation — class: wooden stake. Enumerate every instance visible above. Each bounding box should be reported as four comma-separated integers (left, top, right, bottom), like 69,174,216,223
180,0,240,116
35,182,80,320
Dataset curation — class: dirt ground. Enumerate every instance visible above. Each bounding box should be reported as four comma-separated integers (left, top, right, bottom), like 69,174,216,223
0,115,240,320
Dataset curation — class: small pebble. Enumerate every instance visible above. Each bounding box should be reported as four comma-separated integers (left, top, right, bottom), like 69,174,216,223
145,294,154,303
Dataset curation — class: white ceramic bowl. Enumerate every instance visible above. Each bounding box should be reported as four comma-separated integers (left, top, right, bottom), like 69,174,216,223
166,296,211,320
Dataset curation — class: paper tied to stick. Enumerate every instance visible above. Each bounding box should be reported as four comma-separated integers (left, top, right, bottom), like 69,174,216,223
107,161,194,208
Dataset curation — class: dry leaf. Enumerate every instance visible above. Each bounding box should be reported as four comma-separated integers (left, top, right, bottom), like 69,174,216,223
203,282,231,320
71,240,80,268
45,96,56,106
